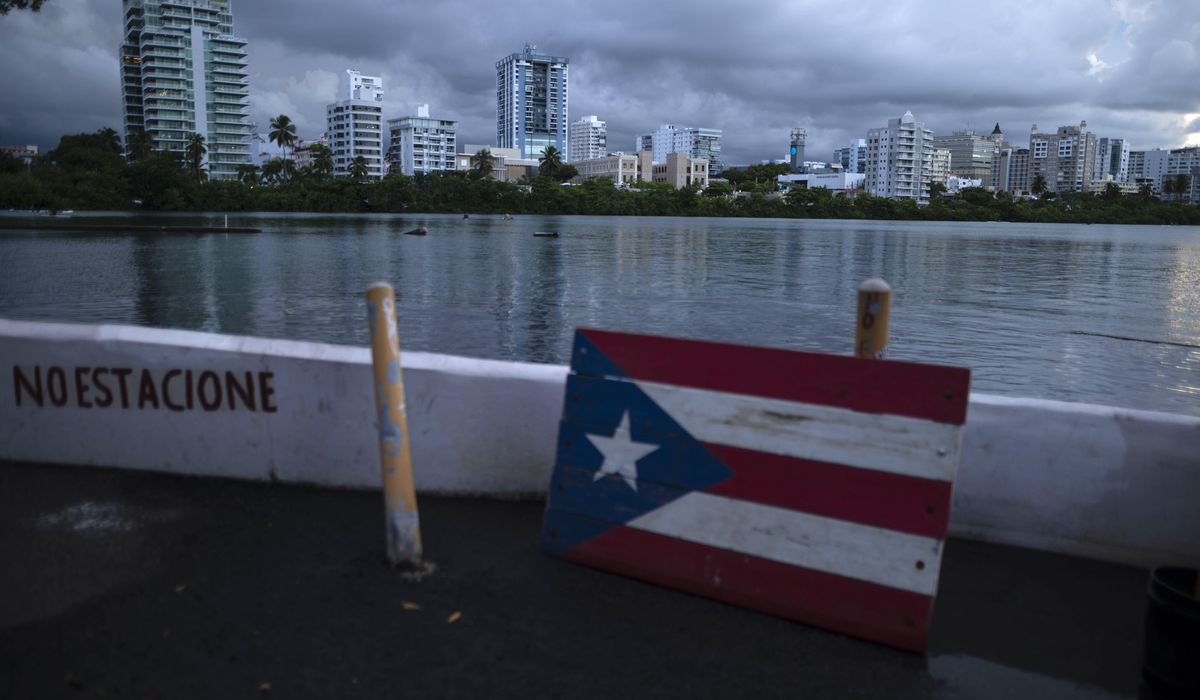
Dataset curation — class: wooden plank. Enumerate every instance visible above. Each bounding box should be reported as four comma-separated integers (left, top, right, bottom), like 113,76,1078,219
544,508,935,651
563,374,963,482
572,328,970,425
549,465,943,596
555,424,953,539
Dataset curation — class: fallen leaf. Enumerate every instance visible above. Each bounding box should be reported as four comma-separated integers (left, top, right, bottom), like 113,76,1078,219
174,584,187,593
401,601,422,611
447,611,462,624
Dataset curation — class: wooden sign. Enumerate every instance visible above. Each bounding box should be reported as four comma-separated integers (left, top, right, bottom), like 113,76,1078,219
542,328,970,651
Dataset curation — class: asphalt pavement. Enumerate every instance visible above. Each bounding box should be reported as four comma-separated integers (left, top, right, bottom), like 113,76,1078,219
1,460,1148,699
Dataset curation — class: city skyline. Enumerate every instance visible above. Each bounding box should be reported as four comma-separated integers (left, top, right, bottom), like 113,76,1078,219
0,0,1198,165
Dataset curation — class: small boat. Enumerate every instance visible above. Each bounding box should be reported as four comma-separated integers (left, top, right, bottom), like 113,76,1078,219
533,231,559,238
403,227,427,236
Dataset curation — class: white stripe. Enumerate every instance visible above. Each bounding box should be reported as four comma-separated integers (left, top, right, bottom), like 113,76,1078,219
637,380,963,482
628,492,943,595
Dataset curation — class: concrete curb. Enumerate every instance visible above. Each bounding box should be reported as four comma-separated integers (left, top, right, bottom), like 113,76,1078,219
2,319,1197,567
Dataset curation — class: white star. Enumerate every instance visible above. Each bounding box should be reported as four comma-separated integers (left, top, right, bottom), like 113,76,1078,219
586,411,661,492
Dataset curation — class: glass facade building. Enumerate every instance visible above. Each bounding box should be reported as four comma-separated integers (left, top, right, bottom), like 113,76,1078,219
120,0,250,180
496,45,568,161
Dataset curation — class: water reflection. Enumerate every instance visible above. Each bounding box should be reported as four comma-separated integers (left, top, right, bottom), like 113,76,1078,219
1,214,1198,416
133,236,209,330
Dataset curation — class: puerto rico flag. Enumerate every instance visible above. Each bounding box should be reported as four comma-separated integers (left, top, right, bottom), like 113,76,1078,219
542,329,971,652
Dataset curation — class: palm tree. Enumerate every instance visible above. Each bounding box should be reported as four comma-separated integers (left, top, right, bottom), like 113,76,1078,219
268,114,297,160
539,145,562,179
261,157,295,183
471,148,496,179
185,133,207,182
1031,173,1047,197
308,143,333,178
236,163,259,185
349,155,369,180
1171,174,1191,202
0,1,48,14
127,129,153,162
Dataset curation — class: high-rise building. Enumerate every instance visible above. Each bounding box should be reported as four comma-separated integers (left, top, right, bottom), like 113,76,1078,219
496,45,569,160
1093,137,1131,183
996,147,1031,194
569,115,606,162
1028,122,1097,194
1165,147,1200,202
929,147,951,188
1128,148,1169,195
386,104,457,176
636,124,723,175
988,124,1009,190
864,111,936,204
327,69,385,179
120,0,250,180
789,128,807,172
833,139,867,174
931,130,999,187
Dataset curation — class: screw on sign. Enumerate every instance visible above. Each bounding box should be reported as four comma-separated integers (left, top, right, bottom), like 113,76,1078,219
855,278,892,360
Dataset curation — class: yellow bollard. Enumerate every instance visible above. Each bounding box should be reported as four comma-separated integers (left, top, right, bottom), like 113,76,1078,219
855,278,892,359
365,282,422,567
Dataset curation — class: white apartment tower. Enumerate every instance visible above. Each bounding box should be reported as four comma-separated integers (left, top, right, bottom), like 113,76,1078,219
496,45,569,160
1093,137,1131,183
327,69,385,179
864,111,936,204
1165,147,1200,202
1128,148,1170,195
386,104,458,176
1028,122,1097,194
833,139,867,174
929,147,951,188
569,115,606,162
120,0,250,180
636,124,723,175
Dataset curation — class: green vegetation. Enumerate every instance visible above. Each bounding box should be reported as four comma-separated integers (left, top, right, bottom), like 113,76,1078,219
0,0,46,14
2,127,1198,225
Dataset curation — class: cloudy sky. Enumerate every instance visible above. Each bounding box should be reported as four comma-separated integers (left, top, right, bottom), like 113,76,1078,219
0,0,1197,165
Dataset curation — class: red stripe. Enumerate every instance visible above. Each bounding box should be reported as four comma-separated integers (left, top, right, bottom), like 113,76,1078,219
578,328,970,425
703,443,953,539
568,522,933,652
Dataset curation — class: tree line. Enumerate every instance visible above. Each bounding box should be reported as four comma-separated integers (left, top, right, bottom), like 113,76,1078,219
1,126,1197,225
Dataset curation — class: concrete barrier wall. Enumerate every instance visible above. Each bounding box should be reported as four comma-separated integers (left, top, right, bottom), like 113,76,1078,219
2,319,1197,567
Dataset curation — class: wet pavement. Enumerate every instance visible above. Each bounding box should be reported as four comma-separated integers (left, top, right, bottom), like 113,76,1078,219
1,460,1146,699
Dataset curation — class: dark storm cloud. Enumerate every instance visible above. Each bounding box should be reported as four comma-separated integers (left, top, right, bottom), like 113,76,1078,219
1,0,1197,163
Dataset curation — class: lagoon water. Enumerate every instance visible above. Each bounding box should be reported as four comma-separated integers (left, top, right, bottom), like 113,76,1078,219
1,212,1198,416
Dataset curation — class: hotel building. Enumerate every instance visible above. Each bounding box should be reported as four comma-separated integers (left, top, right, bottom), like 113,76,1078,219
931,130,999,187
119,0,250,180
326,70,385,179
568,115,606,163
864,111,936,204
496,45,568,160
636,124,723,175
1028,122,1097,194
387,104,457,176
